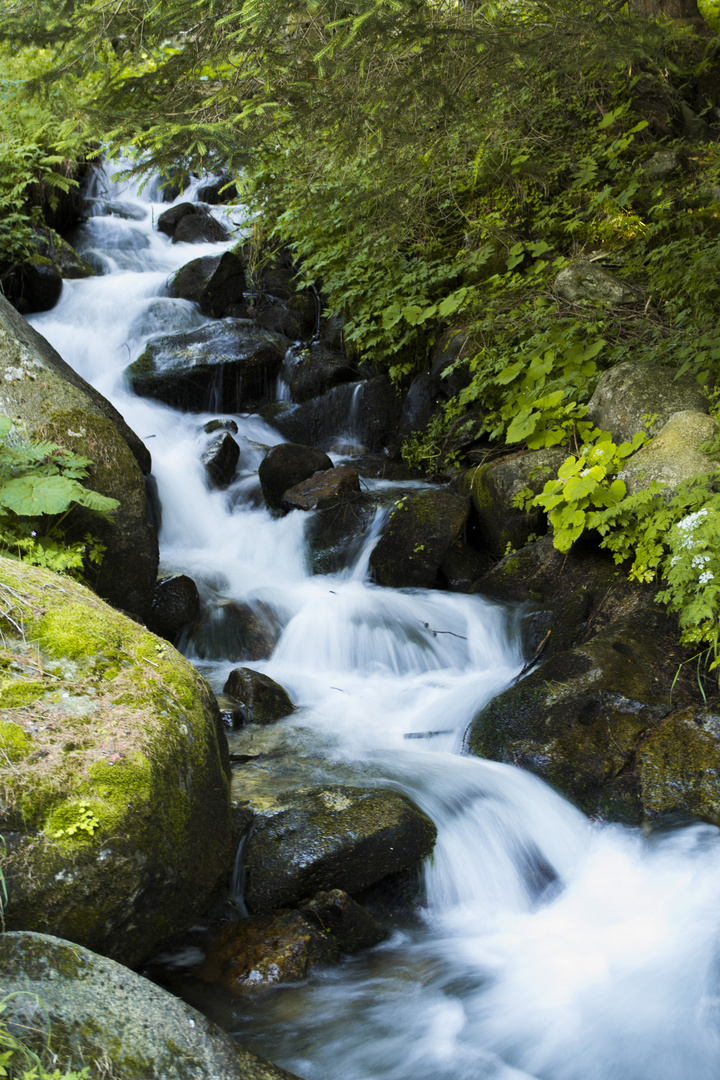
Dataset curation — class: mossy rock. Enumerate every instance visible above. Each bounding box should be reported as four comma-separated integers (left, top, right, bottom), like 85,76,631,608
0,557,233,966
238,783,437,912
619,410,719,496
466,611,684,822
223,667,295,724
0,295,156,620
368,488,469,588
586,361,709,446
638,706,720,825
0,931,301,1079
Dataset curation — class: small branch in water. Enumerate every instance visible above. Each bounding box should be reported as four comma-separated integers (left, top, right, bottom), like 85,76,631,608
330,686,345,692
514,629,551,682
404,729,454,739
421,622,467,641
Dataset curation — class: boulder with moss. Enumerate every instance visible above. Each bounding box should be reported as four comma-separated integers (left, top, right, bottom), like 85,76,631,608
0,295,157,621
0,556,233,967
586,361,709,445
369,488,469,588
0,931,301,1080
619,410,719,494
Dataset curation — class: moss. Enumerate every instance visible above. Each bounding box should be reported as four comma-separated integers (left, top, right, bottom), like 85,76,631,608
35,603,120,663
0,679,46,708
0,719,32,761
85,754,153,829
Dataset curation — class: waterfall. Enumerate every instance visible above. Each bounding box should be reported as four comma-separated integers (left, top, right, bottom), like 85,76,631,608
27,159,720,1080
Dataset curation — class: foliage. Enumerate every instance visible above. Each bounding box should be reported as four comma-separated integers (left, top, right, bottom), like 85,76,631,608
0,418,118,577
0,996,89,1080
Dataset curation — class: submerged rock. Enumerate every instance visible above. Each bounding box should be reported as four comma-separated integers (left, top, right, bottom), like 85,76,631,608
239,784,437,912
258,442,333,512
369,488,469,588
182,599,281,662
126,320,289,413
0,295,157,621
223,667,295,724
0,931,299,1079
0,558,232,966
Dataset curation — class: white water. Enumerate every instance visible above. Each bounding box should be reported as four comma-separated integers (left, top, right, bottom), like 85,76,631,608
28,163,720,1080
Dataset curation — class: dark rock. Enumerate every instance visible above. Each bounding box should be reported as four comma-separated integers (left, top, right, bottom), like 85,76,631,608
0,932,297,1079
31,225,95,279
223,667,295,724
126,320,289,413
182,600,281,662
256,295,319,341
168,251,247,318
195,910,339,994
638,705,720,825
0,296,157,621
157,201,198,236
438,538,492,592
242,785,437,912
260,385,361,449
258,443,333,512
298,889,386,953
282,465,361,512
204,418,239,435
281,342,359,403
369,489,469,589
203,432,240,488
466,610,679,821
305,491,381,575
398,373,439,438
460,447,567,558
150,573,201,641
1,257,63,315
174,212,230,245
440,407,487,459
196,175,239,204
431,325,477,398
354,375,403,450
587,361,710,445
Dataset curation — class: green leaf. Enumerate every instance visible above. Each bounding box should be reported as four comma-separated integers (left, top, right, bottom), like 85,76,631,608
0,475,82,515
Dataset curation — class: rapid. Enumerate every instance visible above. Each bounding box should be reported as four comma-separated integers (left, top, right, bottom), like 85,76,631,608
27,162,720,1080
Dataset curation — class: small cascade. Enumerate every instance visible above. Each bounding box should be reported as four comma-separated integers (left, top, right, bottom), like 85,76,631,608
24,159,720,1080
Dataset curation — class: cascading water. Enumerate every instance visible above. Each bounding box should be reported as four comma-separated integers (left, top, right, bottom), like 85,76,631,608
27,161,720,1080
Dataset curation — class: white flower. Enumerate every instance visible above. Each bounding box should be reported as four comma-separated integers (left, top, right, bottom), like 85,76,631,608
677,509,709,532
700,571,715,585
692,554,711,569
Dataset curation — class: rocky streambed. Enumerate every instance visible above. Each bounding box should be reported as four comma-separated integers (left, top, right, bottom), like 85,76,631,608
1,162,720,1080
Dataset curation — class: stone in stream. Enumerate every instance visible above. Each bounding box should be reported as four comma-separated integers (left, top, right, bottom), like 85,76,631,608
223,667,295,725
240,784,437,912
258,442,333,512
369,488,470,589
168,250,248,318
0,931,301,1080
149,572,201,642
203,431,241,488
280,342,360,403
182,599,282,662
281,465,361,512
0,557,233,967
0,294,158,622
156,201,230,243
126,320,290,413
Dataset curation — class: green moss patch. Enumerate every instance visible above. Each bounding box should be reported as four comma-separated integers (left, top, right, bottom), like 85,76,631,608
0,719,32,761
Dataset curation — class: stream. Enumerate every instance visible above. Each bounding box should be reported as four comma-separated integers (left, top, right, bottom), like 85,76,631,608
27,162,720,1080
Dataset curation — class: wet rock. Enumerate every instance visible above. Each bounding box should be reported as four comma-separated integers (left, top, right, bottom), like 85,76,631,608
256,294,319,341
223,667,295,725
1,257,63,315
126,320,289,413
586,361,709,445
241,784,437,912
0,931,298,1080
281,342,359,403
258,443,333,513
298,889,386,953
466,610,679,821
438,538,491,592
0,295,157,621
196,175,239,204
0,560,232,965
431,325,477,398
354,375,403,450
203,432,240,488
619,410,718,494
182,600,281,662
369,489,469,589
440,408,487,461
398,373,439,438
196,911,338,994
31,225,95,279
282,465,361,512
304,490,380,574
260,384,361,449
638,705,720,825
204,418,239,435
461,447,567,558
168,251,247,318
86,197,147,221
157,201,229,243
553,261,640,305
150,573,201,642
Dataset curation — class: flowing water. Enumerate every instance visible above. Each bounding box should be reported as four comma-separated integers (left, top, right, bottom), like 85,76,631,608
27,163,720,1080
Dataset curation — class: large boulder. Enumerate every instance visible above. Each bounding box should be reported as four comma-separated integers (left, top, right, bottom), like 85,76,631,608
157,202,230,243
263,377,401,452
460,447,567,558
0,931,300,1080
0,557,233,966
126,320,290,413
258,443,333,512
0,294,157,622
586,360,709,444
637,705,720,825
369,488,469,588
239,783,437,912
168,250,247,318
619,410,718,494
0,257,63,315
553,261,640,305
